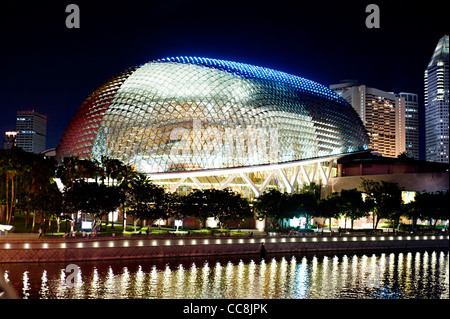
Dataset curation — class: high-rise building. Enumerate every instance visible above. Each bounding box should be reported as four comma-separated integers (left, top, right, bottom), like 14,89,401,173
330,81,406,158
425,35,449,163
15,110,47,153
3,131,18,149
397,92,419,160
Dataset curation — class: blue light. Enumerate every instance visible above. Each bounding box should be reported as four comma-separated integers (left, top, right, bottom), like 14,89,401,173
155,56,342,102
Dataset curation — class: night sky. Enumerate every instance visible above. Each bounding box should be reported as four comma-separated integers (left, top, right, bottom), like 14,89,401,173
1,0,448,160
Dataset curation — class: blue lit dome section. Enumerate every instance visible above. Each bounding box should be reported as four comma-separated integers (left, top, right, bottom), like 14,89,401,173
57,56,369,173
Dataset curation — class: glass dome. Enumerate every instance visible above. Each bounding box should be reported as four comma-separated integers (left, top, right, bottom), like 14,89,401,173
56,57,369,174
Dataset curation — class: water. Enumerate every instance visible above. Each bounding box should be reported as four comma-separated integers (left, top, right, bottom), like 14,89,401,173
1,249,448,299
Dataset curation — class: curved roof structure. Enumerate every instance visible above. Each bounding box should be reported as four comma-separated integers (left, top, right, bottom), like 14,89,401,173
56,57,369,174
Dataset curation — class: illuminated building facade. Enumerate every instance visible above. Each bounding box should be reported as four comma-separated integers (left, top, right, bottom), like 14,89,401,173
330,81,406,158
397,92,419,160
57,57,369,198
425,35,449,163
3,131,17,149
15,110,47,153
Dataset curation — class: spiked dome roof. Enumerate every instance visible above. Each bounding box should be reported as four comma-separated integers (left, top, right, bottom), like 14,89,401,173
56,57,369,174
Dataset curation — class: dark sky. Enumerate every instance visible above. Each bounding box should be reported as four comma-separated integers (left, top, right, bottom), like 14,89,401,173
1,0,448,160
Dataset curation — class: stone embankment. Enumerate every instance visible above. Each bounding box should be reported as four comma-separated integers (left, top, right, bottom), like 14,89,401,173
1,232,448,263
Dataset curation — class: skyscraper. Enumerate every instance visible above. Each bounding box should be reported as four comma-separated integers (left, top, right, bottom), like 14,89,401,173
15,110,47,153
425,35,449,163
330,81,406,158
3,131,18,149
397,92,419,160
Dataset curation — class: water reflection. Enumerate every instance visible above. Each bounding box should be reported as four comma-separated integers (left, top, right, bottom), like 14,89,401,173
1,249,448,299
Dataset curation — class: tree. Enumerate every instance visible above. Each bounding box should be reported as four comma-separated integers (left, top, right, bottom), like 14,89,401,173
253,189,288,229
64,180,124,232
361,179,404,231
412,191,449,229
164,192,187,231
184,188,252,232
0,147,29,225
127,177,166,232
28,183,64,233
286,192,319,228
214,189,252,232
339,188,370,230
317,192,342,231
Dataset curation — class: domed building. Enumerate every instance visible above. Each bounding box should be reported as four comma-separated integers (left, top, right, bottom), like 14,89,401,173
57,57,369,198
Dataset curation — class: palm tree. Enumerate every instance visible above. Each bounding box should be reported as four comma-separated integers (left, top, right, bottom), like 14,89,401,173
0,147,29,225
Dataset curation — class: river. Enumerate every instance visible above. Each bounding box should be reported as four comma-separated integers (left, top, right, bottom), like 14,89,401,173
1,249,448,299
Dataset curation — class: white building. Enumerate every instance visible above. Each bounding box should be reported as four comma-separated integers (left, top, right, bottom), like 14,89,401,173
425,35,449,163
330,81,407,158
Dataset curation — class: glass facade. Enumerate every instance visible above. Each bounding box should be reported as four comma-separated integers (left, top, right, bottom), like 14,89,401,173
425,35,449,163
56,57,369,174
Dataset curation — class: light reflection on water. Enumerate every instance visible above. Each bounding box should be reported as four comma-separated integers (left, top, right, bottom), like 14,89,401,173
1,249,448,299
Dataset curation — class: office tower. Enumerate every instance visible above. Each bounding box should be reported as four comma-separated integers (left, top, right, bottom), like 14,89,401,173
15,110,47,153
3,131,18,149
330,81,406,158
397,93,419,160
425,35,449,163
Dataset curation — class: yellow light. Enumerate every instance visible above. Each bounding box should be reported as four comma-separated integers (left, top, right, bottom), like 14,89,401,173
352,237,357,241
191,240,197,245
215,239,221,244
5,243,11,249
362,237,367,241
165,240,171,246
138,241,143,246
109,241,114,247
123,241,129,247
204,239,209,245
178,240,184,245
93,242,99,248
77,243,83,248
227,239,233,244
239,239,244,244
152,240,158,246
61,243,66,248
42,243,48,249
24,243,30,249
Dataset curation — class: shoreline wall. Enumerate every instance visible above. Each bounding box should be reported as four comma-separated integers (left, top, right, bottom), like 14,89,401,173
0,234,448,263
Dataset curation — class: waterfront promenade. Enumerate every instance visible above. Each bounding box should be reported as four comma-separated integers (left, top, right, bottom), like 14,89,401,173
1,230,448,263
